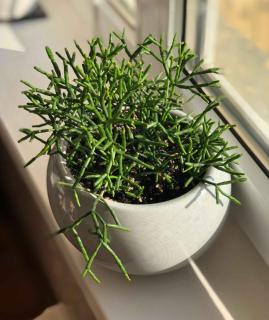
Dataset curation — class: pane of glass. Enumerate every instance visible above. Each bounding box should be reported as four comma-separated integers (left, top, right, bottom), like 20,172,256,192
208,0,269,126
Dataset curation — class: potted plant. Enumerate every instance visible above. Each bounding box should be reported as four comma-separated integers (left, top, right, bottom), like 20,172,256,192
19,32,246,283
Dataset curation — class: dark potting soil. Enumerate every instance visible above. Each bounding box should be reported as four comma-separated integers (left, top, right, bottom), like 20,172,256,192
106,171,197,204
74,166,202,205
66,139,204,205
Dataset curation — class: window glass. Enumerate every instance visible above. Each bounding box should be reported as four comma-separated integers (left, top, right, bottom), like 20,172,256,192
209,0,269,126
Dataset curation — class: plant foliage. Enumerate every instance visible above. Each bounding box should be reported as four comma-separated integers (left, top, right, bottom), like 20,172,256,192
19,32,246,282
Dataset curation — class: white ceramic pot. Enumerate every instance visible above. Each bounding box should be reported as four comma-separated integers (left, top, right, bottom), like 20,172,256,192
0,0,37,21
47,152,231,275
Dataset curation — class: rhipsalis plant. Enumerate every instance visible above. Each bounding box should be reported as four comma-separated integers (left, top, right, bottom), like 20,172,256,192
19,32,246,282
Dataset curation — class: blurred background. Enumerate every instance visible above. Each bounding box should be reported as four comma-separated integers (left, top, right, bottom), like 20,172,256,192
1,0,269,319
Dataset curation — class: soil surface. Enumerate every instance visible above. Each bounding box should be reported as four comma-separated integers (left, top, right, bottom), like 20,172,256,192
106,171,197,204
75,166,203,205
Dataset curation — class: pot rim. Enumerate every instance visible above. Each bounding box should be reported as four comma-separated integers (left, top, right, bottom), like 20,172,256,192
54,150,216,209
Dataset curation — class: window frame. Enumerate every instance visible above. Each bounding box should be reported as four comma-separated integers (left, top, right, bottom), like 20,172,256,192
178,0,269,176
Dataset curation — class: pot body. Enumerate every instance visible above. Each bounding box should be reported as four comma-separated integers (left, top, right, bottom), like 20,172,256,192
47,153,231,275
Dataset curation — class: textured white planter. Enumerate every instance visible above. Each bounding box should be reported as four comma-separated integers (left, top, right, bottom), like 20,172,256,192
47,152,231,275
